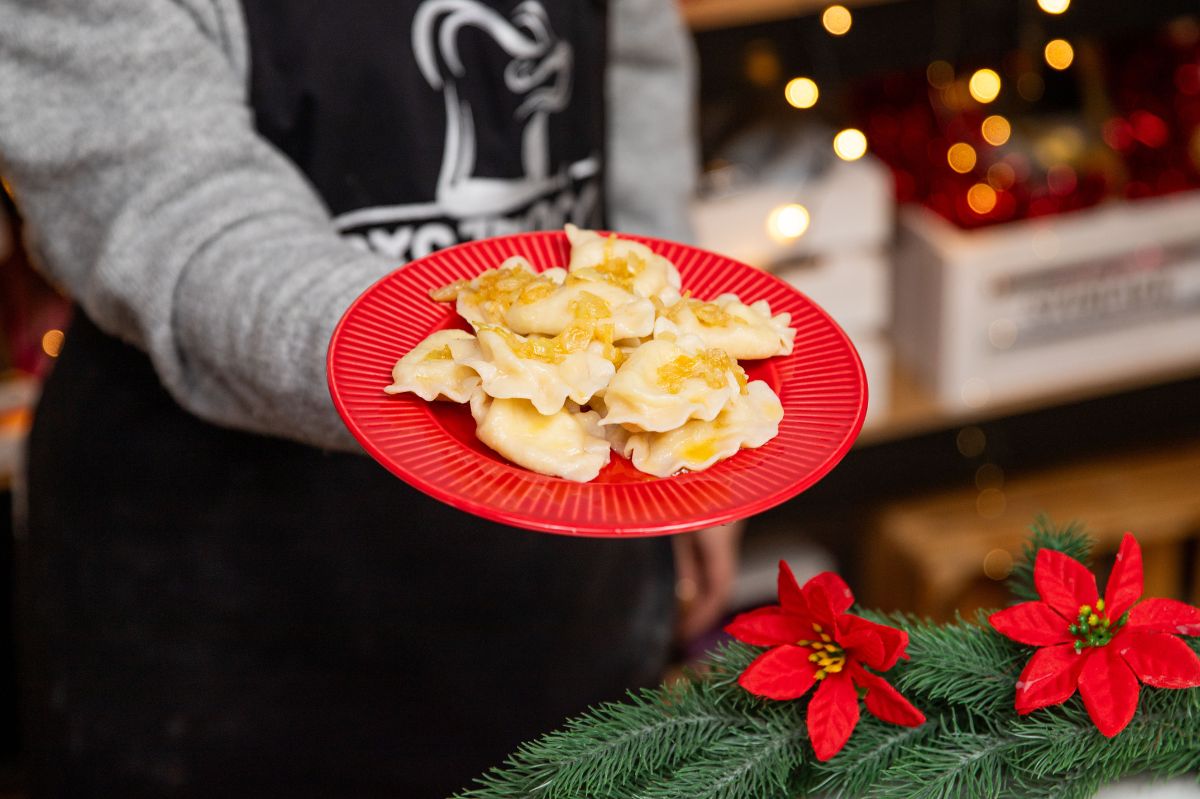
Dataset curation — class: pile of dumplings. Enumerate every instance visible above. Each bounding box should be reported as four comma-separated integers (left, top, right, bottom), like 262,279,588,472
385,225,796,482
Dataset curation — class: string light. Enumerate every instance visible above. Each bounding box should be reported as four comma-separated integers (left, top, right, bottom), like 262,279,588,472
1037,0,1070,14
987,162,1016,189
821,5,852,36
785,77,819,109
967,183,997,214
766,204,811,241
926,61,954,89
744,40,782,88
981,115,1012,146
1044,39,1074,70
833,128,868,161
947,143,978,173
968,69,1002,103
41,329,65,358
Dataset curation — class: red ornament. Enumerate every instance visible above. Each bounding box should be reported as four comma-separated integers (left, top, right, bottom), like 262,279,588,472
725,563,925,761
990,533,1200,737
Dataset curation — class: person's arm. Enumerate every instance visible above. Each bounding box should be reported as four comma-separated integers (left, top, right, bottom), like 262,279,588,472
609,0,739,643
0,0,392,451
607,0,700,244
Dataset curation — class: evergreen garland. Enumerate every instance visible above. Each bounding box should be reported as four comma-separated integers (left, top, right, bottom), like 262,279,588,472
455,519,1200,799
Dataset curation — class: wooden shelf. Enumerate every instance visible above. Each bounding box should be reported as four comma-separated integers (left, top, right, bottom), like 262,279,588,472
681,0,892,32
857,358,1200,447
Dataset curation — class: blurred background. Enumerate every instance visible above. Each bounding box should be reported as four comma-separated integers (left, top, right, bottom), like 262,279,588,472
2,0,1200,789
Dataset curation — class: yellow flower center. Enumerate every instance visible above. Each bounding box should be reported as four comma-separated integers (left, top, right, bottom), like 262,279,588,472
1069,598,1120,653
796,622,846,681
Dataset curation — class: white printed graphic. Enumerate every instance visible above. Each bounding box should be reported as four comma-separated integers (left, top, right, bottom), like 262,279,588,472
335,0,600,259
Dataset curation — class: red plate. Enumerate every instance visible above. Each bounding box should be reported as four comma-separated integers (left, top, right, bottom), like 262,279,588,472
328,231,866,537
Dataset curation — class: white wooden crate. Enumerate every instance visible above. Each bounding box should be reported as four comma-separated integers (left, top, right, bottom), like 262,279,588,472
893,192,1200,410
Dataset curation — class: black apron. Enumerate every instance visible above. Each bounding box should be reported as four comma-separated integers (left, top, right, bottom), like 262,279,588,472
20,3,674,797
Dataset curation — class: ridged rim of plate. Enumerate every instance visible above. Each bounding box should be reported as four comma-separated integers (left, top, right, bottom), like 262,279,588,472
328,231,867,537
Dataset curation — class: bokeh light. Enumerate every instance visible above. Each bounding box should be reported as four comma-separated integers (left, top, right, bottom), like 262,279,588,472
1037,0,1070,13
766,203,811,241
785,77,819,109
968,69,1002,103
833,128,868,161
41,329,65,358
821,5,853,35
1044,39,1074,70
967,183,998,214
926,60,954,88
981,115,1012,146
947,143,978,173
987,162,1016,189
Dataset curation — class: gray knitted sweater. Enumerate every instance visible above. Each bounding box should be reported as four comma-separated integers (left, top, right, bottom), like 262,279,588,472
0,0,697,452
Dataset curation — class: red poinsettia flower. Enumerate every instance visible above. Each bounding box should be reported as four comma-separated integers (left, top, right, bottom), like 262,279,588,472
724,562,925,761
990,533,1200,737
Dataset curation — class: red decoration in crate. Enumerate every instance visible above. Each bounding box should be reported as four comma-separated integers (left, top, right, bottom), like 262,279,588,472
852,20,1200,229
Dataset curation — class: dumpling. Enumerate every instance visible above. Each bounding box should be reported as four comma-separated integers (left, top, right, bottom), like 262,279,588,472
504,280,655,341
621,381,784,477
458,325,615,415
384,329,481,402
599,335,746,432
430,256,566,327
657,293,795,360
564,224,682,301
469,395,611,482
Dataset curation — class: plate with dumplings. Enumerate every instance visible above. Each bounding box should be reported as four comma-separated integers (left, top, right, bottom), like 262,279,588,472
328,226,867,536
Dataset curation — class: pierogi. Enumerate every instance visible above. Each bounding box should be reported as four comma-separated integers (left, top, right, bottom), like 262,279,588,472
384,329,480,403
470,395,611,482
387,227,795,481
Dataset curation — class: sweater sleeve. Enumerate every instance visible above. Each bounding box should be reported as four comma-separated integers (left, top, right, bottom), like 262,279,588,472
607,0,700,244
0,0,394,451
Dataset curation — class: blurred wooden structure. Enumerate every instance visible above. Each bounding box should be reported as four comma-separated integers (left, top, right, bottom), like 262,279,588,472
866,439,1200,620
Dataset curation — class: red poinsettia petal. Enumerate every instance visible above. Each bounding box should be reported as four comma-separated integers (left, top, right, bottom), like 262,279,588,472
1014,644,1086,714
807,674,861,761
777,561,806,613
806,572,856,615
851,665,925,727
725,606,808,647
1126,598,1200,636
1103,533,1143,621
1116,630,1200,689
738,645,820,701
837,614,909,671
1035,549,1099,618
990,602,1074,646
1078,644,1139,738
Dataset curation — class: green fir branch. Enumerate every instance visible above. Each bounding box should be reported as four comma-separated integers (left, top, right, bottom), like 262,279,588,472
886,611,1025,715
1006,516,1091,602
455,526,1200,799
455,681,749,799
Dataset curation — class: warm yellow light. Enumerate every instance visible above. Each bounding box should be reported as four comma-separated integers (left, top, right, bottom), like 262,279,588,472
821,5,853,35
926,60,954,88
968,69,1002,103
967,183,998,214
744,40,782,87
833,128,868,161
1044,39,1074,70
981,115,1012,146
947,143,978,173
785,77,819,109
1037,0,1070,14
41,329,65,358
987,161,1016,189
766,203,811,241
